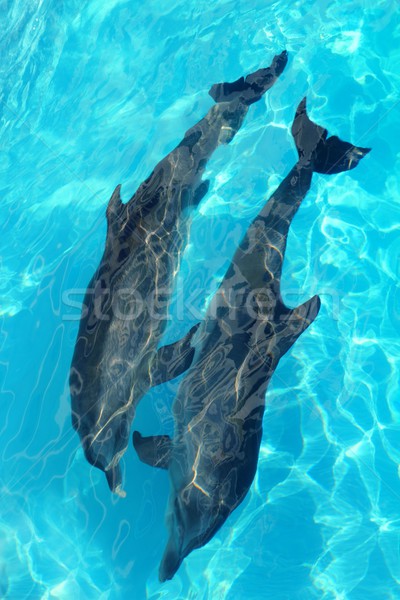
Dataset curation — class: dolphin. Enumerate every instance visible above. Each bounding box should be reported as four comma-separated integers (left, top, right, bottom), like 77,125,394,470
133,98,370,579
69,51,288,496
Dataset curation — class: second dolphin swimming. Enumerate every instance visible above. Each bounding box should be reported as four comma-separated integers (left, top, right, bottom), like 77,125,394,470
133,98,370,581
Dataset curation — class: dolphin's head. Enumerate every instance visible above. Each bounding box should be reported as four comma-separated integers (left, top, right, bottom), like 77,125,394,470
69,360,135,497
74,410,130,498
158,413,263,581
159,474,233,582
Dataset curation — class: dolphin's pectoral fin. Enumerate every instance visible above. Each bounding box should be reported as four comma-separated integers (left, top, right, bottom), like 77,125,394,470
276,294,321,355
133,431,172,469
150,323,200,387
192,180,210,206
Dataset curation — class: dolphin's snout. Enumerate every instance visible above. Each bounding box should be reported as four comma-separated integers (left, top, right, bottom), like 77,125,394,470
82,437,126,496
159,498,185,582
159,534,184,582
105,463,126,497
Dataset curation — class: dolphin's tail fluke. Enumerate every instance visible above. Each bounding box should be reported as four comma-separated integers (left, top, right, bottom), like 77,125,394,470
292,97,371,174
209,50,288,105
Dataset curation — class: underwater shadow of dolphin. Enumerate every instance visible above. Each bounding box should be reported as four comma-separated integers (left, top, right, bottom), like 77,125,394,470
133,99,370,579
70,51,288,496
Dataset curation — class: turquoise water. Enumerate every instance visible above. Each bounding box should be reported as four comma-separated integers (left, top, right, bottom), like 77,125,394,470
1,0,400,598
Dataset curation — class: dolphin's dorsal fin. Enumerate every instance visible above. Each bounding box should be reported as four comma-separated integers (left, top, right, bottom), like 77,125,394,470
275,294,321,355
106,184,124,223
150,323,200,387
133,432,172,469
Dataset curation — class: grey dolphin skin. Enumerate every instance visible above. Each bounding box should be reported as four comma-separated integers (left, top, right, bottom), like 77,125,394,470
69,51,288,497
133,99,370,580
